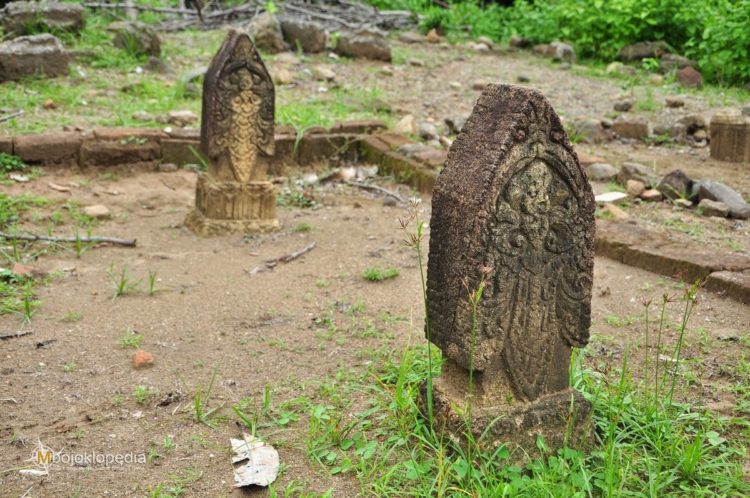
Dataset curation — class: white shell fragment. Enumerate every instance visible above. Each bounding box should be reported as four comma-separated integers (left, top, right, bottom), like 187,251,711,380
231,435,279,488
594,191,628,203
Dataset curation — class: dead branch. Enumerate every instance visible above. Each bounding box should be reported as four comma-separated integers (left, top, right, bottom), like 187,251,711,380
248,241,317,274
0,111,23,124
83,3,197,16
0,331,31,341
0,231,136,247
283,3,357,29
345,180,407,204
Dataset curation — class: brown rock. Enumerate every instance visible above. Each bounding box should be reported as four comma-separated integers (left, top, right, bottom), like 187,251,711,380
0,34,70,82
2,1,85,36
13,132,81,165
677,66,703,88
425,29,440,43
698,198,729,218
82,204,111,219
472,80,491,91
280,19,327,53
328,119,386,135
132,350,154,369
425,84,594,457
665,96,685,108
11,262,46,279
600,204,629,220
92,127,167,143
161,138,199,166
80,140,160,167
109,21,161,57
336,32,391,62
710,109,750,163
273,69,296,85
626,179,646,197
612,116,649,140
575,151,606,167
0,136,12,154
706,270,750,305
640,189,663,202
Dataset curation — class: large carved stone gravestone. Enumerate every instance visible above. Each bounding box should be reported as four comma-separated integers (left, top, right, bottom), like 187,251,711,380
185,30,279,235
425,84,595,456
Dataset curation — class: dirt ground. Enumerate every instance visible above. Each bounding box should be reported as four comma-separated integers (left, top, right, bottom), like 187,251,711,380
2,27,750,497
0,168,749,496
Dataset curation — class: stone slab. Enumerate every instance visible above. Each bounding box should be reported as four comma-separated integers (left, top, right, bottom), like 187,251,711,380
705,270,750,304
80,140,161,167
296,133,359,166
0,136,13,154
13,132,82,164
161,138,200,166
328,119,387,135
93,127,168,143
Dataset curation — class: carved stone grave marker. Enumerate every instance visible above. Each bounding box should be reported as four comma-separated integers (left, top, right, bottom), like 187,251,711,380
424,84,595,456
185,29,279,235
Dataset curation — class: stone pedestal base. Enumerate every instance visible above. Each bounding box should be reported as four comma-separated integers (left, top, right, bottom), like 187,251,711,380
421,376,592,461
185,175,279,236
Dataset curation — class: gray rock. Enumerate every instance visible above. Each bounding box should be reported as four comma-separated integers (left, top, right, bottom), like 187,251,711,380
674,198,693,209
618,41,670,62
145,56,171,74
476,36,493,50
570,118,610,144
551,41,575,63
246,12,286,53
418,122,439,141
614,100,633,112
587,163,618,182
678,114,707,134
0,34,69,82
397,32,423,44
677,66,703,88
1,1,85,36
616,162,659,188
693,180,750,219
665,96,685,108
659,53,694,73
509,36,531,48
336,31,391,61
611,116,650,140
444,115,468,135
698,199,729,218
657,169,693,200
397,143,431,157
606,62,637,77
280,19,327,53
109,21,161,57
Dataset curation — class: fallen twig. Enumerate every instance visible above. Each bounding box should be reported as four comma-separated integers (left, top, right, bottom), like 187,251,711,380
0,331,32,341
0,231,136,247
0,110,23,124
248,241,317,275
83,2,196,15
345,180,407,204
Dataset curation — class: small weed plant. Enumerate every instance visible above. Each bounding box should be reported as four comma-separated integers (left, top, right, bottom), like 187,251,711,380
362,267,400,282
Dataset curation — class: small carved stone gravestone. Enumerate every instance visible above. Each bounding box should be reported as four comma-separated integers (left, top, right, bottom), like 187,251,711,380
425,84,595,456
185,29,279,235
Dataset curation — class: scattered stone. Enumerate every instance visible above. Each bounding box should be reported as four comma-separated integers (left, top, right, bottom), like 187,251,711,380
626,179,646,197
659,53,694,73
145,56,171,74
640,189,663,202
158,163,178,172
586,163,618,181
550,41,575,63
312,65,335,81
698,199,729,218
132,350,154,369
0,34,70,82
184,30,279,236
710,109,750,162
131,110,155,122
407,58,424,67
279,19,327,53
336,31,391,61
273,69,296,85
657,169,693,200
693,179,750,219
167,110,198,127
82,204,111,219
618,41,670,62
109,21,161,57
677,66,703,88
397,32,423,44
616,162,658,188
444,115,468,135
693,129,707,141
508,36,531,48
600,204,629,220
379,66,394,76
678,114,707,133
394,114,416,135
417,122,439,141
476,36,493,50
614,100,633,112
397,142,431,157
673,198,692,209
649,74,664,86
425,29,440,43
606,62,636,77
425,84,594,457
1,1,85,36
571,118,610,144
274,53,300,65
517,74,530,83
471,42,491,53
449,81,461,90
472,80,490,91
232,435,279,488
665,96,685,108
246,11,286,53
576,151,606,167
611,116,649,140
595,191,628,203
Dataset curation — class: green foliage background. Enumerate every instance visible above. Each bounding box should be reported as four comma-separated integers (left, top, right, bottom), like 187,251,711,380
368,0,750,86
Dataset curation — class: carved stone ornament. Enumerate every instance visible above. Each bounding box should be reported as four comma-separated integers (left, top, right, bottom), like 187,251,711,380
185,29,279,235
423,84,595,457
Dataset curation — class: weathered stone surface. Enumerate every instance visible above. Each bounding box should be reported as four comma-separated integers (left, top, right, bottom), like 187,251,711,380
698,199,729,218
616,162,659,188
626,179,646,197
444,115,468,135
1,1,85,36
509,36,532,48
665,96,685,108
618,41,670,62
0,136,12,154
710,109,750,163
587,162,617,181
328,119,386,135
13,132,81,164
640,188,663,202
693,179,750,219
394,114,416,135
83,204,111,219
425,84,594,456
246,12,286,53
109,21,161,57
706,270,750,304
336,31,391,61
0,34,69,82
612,116,649,140
550,41,575,63
80,140,160,167
677,66,703,88
280,19,327,53
657,169,693,200
570,118,610,144
186,30,278,235
358,135,437,193
659,53,694,73
93,127,167,143
161,138,200,166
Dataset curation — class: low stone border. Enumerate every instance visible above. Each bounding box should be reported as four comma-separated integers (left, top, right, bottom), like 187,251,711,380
4,124,749,303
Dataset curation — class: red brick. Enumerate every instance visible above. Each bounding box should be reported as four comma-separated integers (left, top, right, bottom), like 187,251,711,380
93,127,167,143
13,132,82,165
80,139,160,167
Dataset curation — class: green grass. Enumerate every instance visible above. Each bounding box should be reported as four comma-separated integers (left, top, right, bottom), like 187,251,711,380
362,267,400,282
118,329,144,349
